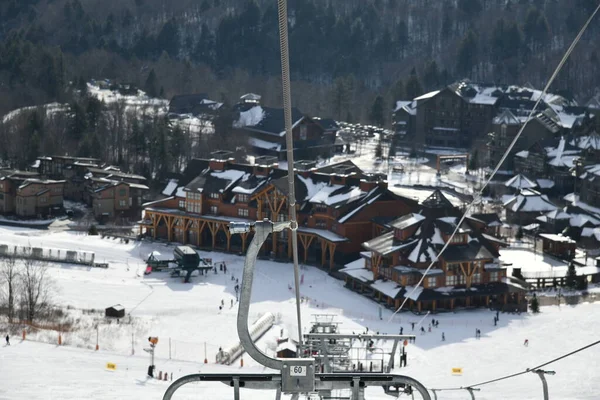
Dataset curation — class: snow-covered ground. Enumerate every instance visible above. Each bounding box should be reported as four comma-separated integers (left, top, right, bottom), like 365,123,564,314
0,225,599,399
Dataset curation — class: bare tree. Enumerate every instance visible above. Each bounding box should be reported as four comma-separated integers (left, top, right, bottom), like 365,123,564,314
0,257,20,323
20,259,53,323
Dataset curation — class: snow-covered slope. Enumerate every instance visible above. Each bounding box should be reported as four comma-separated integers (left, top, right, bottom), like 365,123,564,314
0,225,598,399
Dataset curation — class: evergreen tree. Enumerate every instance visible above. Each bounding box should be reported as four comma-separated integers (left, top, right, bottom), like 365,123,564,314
405,68,423,99
144,69,159,98
456,30,478,77
389,79,405,111
369,96,385,127
468,149,479,171
422,60,440,90
530,295,540,313
565,262,577,289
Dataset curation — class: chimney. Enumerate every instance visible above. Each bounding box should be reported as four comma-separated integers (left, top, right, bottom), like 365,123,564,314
360,173,387,191
294,160,317,178
330,165,354,185
253,155,278,177
209,150,233,171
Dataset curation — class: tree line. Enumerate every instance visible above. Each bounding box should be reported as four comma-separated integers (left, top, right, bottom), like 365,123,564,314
1,0,599,129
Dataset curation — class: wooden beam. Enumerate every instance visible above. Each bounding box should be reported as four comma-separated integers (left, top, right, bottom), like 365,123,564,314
320,239,327,267
166,215,175,242
225,228,232,252
328,242,337,270
241,232,248,252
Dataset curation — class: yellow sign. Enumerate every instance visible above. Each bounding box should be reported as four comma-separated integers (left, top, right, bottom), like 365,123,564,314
106,362,117,371
452,367,463,375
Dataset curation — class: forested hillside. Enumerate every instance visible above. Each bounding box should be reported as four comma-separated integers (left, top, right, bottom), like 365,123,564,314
1,0,599,121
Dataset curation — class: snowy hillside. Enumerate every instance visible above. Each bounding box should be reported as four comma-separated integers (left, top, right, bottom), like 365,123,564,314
0,224,598,399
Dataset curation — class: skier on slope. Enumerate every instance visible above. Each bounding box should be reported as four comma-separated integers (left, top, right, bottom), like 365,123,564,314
5,334,9,345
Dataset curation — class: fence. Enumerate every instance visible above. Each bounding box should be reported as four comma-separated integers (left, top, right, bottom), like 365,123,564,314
0,243,95,266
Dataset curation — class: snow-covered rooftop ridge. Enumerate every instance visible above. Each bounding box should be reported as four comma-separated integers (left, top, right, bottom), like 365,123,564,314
309,184,364,207
414,90,441,101
493,109,521,125
504,174,537,189
504,188,558,213
234,105,265,128
572,133,600,151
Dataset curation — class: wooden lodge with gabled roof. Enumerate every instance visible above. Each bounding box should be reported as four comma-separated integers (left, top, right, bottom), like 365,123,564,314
140,152,418,269
342,190,525,313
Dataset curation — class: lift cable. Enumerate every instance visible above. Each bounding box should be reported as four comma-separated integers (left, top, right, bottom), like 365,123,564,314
430,338,600,392
389,1,600,320
277,0,304,349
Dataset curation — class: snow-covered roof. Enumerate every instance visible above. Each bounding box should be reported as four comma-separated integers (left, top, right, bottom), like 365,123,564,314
504,174,537,189
309,185,364,207
572,134,600,151
414,90,441,101
370,280,402,298
175,186,186,198
538,233,576,243
394,100,417,115
503,189,558,213
248,137,282,152
536,179,555,189
515,150,529,158
162,179,179,196
235,106,265,128
493,109,521,126
297,226,348,243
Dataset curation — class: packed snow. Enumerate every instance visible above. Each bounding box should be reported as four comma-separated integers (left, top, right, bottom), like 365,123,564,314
0,225,598,399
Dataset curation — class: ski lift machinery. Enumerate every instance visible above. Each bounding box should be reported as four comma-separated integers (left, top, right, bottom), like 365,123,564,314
163,1,431,399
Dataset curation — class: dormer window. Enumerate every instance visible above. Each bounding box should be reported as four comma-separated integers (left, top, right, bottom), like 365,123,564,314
209,192,219,199
315,204,327,213
450,234,466,244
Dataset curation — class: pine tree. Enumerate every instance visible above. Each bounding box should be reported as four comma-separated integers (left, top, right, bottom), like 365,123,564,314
565,262,577,289
456,30,478,77
530,295,540,313
144,69,159,98
468,149,479,171
405,68,423,99
369,96,385,127
423,60,440,90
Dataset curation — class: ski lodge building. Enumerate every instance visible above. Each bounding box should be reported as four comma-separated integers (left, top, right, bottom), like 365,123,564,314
342,190,525,313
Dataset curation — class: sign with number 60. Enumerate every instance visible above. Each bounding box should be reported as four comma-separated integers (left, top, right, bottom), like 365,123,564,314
290,365,307,376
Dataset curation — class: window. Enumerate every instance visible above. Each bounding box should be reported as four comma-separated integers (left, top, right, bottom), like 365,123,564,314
186,202,201,214
187,192,201,200
299,125,308,140
379,266,393,280
450,234,465,244
40,197,47,203
119,200,126,207
427,277,437,288
458,275,466,285
210,205,218,215
210,193,220,199
178,200,185,209
446,275,457,286
129,197,133,206
314,204,327,213
472,273,481,284
237,194,249,203
446,263,460,273
489,271,499,282
238,208,249,217
0,193,4,200
119,189,127,196
316,219,327,228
